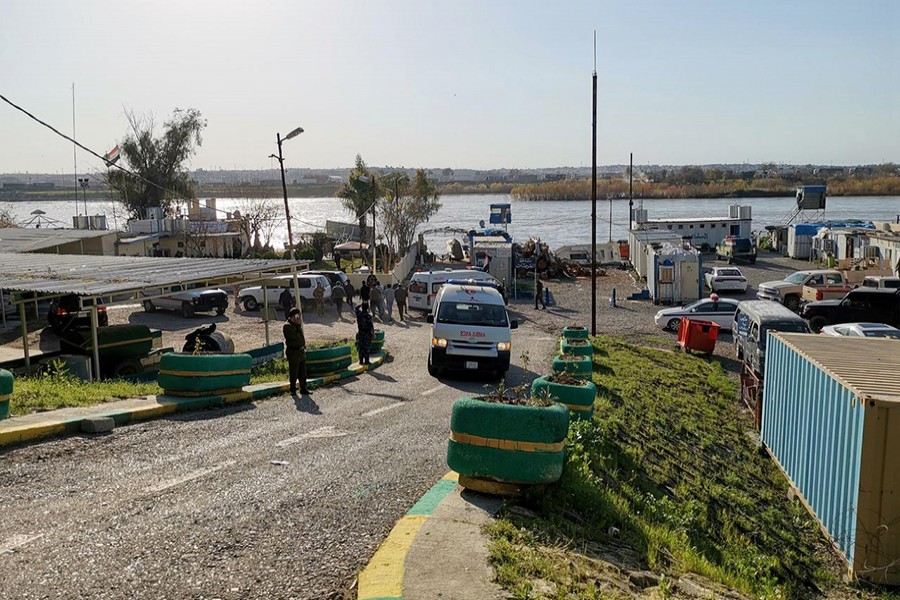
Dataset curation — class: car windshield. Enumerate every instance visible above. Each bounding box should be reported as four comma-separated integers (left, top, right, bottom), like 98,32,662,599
864,330,900,338
437,302,508,327
784,272,807,284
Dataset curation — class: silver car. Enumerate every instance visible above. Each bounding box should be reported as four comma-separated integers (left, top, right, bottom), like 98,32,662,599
704,267,748,293
654,297,741,332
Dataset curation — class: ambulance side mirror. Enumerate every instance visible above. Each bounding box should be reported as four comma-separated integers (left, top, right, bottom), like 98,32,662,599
426,314,434,323
510,319,518,329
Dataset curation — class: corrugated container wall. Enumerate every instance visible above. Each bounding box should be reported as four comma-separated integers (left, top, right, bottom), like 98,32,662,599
762,333,900,584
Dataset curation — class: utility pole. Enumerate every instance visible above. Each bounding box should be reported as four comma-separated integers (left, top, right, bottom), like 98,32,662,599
276,132,295,261
591,34,598,336
628,152,633,226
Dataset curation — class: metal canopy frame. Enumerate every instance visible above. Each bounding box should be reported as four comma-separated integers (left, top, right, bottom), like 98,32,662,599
0,253,312,377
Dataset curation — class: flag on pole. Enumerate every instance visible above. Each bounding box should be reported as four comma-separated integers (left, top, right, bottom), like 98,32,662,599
104,145,121,167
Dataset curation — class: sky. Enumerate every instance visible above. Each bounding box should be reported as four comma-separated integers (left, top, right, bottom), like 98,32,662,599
0,0,897,175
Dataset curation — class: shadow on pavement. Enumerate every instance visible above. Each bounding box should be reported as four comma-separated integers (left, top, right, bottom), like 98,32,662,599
293,393,321,414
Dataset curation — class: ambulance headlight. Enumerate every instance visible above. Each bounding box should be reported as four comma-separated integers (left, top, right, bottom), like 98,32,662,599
431,337,448,348
497,342,511,352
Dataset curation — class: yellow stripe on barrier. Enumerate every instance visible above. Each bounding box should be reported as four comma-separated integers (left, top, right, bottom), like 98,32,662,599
158,369,250,377
0,394,10,402
562,403,593,413
95,337,154,350
306,355,351,365
449,431,566,453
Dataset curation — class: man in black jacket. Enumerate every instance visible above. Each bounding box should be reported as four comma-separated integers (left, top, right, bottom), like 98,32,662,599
283,308,309,395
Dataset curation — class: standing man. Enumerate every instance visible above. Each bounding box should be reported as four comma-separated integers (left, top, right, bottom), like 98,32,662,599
534,279,546,310
283,307,309,395
232,283,241,313
383,283,396,323
355,302,374,366
279,287,295,315
331,280,346,319
313,281,326,317
334,251,342,273
370,282,384,322
344,279,355,310
394,284,407,321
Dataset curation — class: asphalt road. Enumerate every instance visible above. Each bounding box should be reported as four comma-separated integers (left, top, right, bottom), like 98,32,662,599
0,308,556,600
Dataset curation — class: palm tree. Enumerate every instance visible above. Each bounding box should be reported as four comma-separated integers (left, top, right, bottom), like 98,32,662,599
336,155,381,264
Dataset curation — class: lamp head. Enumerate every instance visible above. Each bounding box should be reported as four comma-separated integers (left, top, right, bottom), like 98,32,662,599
283,126,304,141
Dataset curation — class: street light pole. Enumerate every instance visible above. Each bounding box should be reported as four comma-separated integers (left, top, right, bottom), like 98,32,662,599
78,177,89,224
270,126,304,261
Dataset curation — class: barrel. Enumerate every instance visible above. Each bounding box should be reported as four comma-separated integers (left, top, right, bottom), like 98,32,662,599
531,375,596,420
158,353,252,396
560,337,592,357
447,397,569,488
0,369,12,420
306,344,353,375
562,325,589,340
551,354,592,380
369,329,385,354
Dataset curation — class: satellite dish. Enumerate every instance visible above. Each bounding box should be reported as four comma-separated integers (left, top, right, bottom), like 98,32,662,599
479,220,485,228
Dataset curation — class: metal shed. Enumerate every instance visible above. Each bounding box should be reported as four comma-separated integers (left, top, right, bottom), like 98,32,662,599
762,332,900,584
0,252,311,378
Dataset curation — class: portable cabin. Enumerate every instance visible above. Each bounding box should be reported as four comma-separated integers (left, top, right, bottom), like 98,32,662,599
787,223,821,259
471,239,513,289
646,244,702,304
762,333,900,585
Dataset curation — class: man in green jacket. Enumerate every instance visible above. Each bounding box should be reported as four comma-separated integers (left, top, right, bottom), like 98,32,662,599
283,307,310,395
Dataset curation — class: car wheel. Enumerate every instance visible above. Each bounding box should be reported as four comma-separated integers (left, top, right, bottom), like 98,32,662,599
809,316,828,332
112,358,143,378
216,307,226,316
181,302,195,318
427,354,441,378
783,296,800,311
143,300,156,313
242,297,259,311
667,318,681,332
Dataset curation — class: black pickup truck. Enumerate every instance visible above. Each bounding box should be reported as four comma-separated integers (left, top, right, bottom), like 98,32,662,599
800,288,900,332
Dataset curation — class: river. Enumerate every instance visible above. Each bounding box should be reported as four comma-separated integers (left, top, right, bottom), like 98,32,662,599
6,194,900,251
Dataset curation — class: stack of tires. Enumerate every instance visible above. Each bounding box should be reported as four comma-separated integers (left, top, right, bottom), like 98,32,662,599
541,327,596,419
447,396,569,495
369,330,385,354
158,353,252,397
0,368,12,420
306,344,353,376
553,326,593,380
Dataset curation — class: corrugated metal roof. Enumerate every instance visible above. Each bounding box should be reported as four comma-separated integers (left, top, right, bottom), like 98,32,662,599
0,228,116,253
0,252,311,299
773,333,900,405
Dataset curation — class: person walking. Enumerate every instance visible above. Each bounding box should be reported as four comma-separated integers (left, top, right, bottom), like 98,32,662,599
534,279,546,310
344,280,355,309
279,287,295,315
283,307,309,395
394,284,408,321
334,251,342,273
331,281,346,319
313,281,326,316
383,283,396,323
359,279,371,304
370,282,384,322
355,302,375,366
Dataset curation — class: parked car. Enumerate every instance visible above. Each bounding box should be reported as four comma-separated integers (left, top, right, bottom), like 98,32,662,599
142,285,228,318
862,275,900,289
757,269,849,311
654,296,741,332
715,236,756,264
704,266,748,293
238,274,331,312
800,288,900,332
819,322,900,339
732,300,810,375
47,294,109,334
307,270,350,289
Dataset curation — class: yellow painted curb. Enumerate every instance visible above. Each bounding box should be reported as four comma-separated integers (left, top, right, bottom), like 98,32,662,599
221,391,253,405
126,403,179,421
0,421,67,446
357,514,427,599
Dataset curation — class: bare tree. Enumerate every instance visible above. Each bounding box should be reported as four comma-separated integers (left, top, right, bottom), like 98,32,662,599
233,194,284,255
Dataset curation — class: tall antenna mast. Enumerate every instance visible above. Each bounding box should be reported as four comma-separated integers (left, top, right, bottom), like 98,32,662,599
591,31,598,335
72,83,78,219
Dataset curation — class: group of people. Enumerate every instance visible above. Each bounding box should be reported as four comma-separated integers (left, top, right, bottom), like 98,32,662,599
280,277,408,395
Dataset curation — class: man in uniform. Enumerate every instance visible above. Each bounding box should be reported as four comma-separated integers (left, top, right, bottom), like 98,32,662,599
283,307,310,395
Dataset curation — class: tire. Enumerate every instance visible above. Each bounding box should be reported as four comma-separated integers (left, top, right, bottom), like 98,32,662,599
667,318,681,332
0,368,13,420
447,397,569,485
562,325,589,340
242,297,259,311
783,295,800,311
727,257,734,265
809,316,828,332
531,375,596,420
143,300,156,313
551,354,592,379
158,352,253,395
428,352,441,378
560,338,592,357
306,344,353,375
216,307,226,316
111,358,143,378
181,302,195,318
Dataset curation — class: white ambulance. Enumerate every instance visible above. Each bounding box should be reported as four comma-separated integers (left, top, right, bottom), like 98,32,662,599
408,268,500,311
426,283,517,379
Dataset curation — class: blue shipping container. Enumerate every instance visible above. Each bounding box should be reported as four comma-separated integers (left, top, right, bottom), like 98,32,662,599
763,333,900,585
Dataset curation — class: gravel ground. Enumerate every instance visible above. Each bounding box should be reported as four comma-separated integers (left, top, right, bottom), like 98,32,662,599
0,252,809,599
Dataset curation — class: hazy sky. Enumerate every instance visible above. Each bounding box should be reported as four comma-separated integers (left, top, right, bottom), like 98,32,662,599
1,0,897,174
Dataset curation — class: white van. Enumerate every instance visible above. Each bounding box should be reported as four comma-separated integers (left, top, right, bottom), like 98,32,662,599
426,283,518,379
408,268,499,310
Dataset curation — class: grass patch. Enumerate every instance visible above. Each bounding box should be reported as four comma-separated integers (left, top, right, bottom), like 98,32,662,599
9,363,160,416
486,335,844,599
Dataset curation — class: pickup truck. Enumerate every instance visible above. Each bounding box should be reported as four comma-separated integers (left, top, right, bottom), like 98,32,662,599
801,283,856,303
142,285,228,318
800,288,900,332
756,269,849,311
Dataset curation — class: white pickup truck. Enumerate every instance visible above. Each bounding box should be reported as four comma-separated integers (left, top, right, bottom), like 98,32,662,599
142,285,228,318
756,269,850,311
